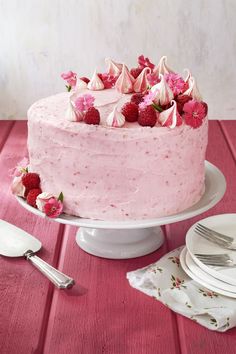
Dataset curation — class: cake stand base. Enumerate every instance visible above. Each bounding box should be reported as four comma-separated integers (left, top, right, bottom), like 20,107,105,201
76,227,164,259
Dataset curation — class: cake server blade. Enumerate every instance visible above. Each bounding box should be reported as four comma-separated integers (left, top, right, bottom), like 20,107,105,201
0,219,74,289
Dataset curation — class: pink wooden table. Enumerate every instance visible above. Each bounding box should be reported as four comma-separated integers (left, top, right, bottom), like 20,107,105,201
0,120,236,354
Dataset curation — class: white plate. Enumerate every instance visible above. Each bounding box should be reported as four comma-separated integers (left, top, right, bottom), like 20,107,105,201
186,214,236,286
185,249,236,293
180,247,236,298
16,161,226,229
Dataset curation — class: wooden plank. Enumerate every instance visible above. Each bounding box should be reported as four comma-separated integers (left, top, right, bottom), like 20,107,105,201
43,226,181,354
0,121,65,354
219,120,236,162
0,121,14,152
165,121,236,354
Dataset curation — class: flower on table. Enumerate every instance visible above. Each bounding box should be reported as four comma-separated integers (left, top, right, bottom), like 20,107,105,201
36,192,64,218
61,71,77,92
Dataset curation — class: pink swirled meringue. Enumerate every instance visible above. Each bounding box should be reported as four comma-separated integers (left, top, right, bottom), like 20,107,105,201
65,101,77,122
75,78,88,91
133,67,151,93
88,70,104,90
182,76,202,101
105,58,123,76
106,106,125,127
11,176,26,197
151,74,174,105
158,100,182,128
115,64,134,93
153,56,174,76
183,68,191,83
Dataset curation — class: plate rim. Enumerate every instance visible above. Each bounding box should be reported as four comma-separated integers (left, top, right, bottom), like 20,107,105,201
186,214,236,286
180,246,236,298
185,247,236,293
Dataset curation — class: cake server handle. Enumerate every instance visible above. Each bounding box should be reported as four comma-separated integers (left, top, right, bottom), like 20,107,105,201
24,250,75,289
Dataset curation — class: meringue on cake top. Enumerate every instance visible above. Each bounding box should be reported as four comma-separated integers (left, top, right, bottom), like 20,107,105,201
27,55,208,221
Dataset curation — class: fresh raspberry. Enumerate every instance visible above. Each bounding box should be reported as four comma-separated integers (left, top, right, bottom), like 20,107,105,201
26,188,42,208
138,106,157,127
131,93,144,106
80,77,90,84
121,102,139,122
130,67,142,79
84,107,100,125
22,173,40,190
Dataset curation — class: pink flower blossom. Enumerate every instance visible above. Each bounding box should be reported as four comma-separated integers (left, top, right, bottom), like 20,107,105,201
10,157,29,177
61,71,77,87
138,55,155,70
43,197,63,218
139,90,158,109
147,72,160,87
98,73,118,89
75,94,95,112
183,100,206,128
164,73,186,96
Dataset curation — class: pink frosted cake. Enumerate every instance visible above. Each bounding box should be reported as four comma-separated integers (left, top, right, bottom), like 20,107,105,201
16,55,208,220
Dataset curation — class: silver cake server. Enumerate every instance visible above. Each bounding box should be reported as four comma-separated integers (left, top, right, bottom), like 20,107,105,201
0,219,74,289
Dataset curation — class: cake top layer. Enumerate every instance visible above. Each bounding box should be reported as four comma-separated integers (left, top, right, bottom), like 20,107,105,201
30,55,208,131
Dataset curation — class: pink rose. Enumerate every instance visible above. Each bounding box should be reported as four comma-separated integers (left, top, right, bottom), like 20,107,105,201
10,157,29,177
11,176,26,197
61,71,77,87
44,198,63,218
36,192,63,218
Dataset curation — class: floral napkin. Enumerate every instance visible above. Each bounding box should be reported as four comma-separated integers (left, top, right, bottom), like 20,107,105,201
127,246,236,331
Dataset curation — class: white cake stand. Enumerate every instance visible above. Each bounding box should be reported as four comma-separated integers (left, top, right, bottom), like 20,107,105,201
16,161,226,259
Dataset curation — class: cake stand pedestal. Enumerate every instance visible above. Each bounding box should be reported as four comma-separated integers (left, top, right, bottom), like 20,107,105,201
16,161,226,259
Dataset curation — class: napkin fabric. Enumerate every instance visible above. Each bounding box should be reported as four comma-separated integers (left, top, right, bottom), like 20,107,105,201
127,246,236,332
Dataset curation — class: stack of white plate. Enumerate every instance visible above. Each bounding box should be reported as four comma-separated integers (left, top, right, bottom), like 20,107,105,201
180,214,236,298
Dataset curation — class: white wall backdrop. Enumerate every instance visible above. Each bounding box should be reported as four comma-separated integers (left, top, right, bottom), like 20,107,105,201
0,0,236,119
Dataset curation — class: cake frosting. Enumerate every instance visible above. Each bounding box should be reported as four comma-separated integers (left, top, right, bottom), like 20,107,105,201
25,55,208,221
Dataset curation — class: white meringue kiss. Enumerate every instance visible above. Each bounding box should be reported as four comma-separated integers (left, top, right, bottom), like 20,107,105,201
65,101,77,122
88,70,104,90
36,192,54,212
153,56,174,76
75,78,88,90
115,64,134,93
105,58,123,76
158,100,182,129
133,67,151,93
182,76,202,101
11,176,26,197
106,106,125,127
151,74,174,106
